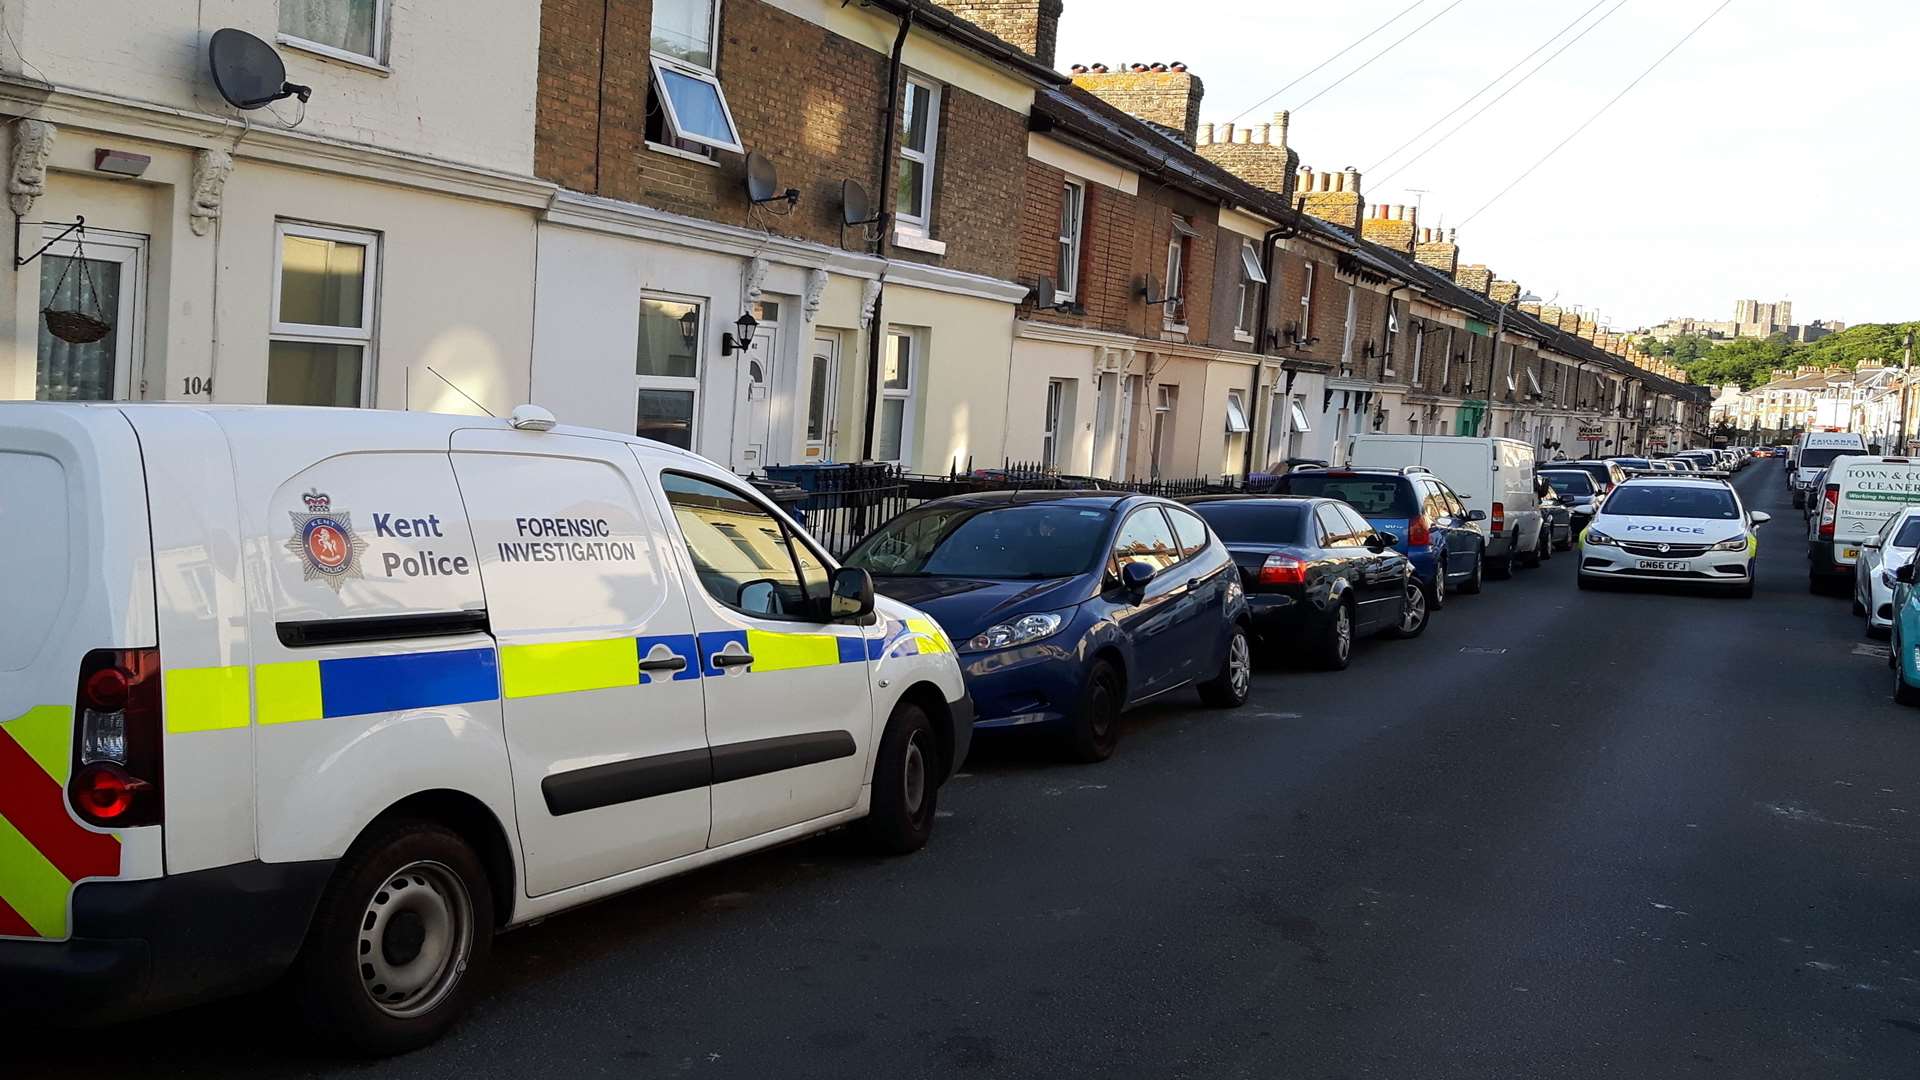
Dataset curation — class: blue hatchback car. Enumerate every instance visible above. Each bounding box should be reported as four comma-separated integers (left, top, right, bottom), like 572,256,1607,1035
1273,467,1487,607
844,491,1252,762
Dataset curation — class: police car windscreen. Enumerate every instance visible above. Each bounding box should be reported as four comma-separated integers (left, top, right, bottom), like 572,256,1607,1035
1604,485,1739,520
1279,475,1419,516
847,504,1113,579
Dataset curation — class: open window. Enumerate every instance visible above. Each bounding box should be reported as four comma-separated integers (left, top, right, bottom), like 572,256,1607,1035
648,0,743,154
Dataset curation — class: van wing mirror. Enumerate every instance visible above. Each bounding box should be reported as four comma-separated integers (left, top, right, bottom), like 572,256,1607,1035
828,567,875,621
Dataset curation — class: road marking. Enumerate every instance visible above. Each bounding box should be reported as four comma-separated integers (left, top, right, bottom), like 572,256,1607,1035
1853,643,1891,659
1459,646,1509,655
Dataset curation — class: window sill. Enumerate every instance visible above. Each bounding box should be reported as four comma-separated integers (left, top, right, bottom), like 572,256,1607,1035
892,229,947,256
276,34,392,75
1234,331,1256,344
1162,324,1189,337
645,141,721,168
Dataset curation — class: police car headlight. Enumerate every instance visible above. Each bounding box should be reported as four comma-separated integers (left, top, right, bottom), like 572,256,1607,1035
964,612,1064,653
1583,527,1620,547
1711,535,1749,552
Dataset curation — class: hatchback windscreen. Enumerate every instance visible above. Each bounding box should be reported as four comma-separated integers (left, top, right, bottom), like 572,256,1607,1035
846,504,1112,579
1800,448,1858,469
1602,486,1739,520
1190,503,1310,545
1540,472,1595,496
1278,475,1418,516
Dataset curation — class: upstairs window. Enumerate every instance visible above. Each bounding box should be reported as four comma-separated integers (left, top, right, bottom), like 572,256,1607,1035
1057,181,1085,301
280,0,387,66
1382,303,1399,377
897,78,942,233
1165,216,1194,329
1298,260,1315,338
649,0,743,154
1235,241,1266,340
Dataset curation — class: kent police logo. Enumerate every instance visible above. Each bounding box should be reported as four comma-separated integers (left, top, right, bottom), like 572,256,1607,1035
285,489,367,591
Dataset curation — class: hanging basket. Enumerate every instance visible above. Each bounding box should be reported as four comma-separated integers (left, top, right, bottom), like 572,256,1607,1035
43,309,113,344
40,225,114,344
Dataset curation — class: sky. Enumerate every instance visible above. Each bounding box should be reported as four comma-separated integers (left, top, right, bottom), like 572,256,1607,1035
1055,0,1919,331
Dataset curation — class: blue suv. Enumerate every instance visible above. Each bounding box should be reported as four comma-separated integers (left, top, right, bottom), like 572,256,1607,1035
845,492,1252,762
1273,467,1487,608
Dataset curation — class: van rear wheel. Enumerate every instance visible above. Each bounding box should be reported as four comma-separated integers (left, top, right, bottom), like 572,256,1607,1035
293,820,493,1057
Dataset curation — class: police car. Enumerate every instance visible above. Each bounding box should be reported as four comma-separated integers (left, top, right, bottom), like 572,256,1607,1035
0,403,970,1053
1575,476,1771,597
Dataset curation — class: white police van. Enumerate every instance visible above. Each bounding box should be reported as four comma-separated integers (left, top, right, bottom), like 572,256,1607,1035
1575,476,1771,597
0,402,970,1053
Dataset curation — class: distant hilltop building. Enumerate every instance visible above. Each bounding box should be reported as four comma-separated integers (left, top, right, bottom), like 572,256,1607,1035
1641,299,1841,344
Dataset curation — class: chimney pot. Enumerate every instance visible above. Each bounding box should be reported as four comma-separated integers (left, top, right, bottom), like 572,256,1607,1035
1393,204,1405,220
1198,122,1214,145
1170,61,1187,71
1220,122,1233,144
1257,123,1270,144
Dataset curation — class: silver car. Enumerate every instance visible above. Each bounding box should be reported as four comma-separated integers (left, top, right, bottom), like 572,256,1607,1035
1854,507,1920,637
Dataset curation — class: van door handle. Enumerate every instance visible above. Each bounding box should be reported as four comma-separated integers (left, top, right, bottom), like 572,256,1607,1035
712,653,754,668
639,656,688,673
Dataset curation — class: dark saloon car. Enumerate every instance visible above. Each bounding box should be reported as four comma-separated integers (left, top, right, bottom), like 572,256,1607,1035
1271,467,1486,608
844,492,1251,762
1188,496,1424,671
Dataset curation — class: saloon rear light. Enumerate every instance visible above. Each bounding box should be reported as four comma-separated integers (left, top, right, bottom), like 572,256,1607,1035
1405,515,1431,547
1490,501,1506,534
1818,485,1839,540
71,648,163,828
1258,553,1307,586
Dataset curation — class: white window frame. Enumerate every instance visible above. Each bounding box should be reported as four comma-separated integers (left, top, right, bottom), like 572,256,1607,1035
1165,216,1193,330
896,76,942,234
1411,324,1425,385
648,54,745,155
1289,397,1312,433
1042,378,1066,468
1057,180,1085,302
270,220,379,407
1150,383,1178,480
1527,367,1542,397
1338,285,1357,371
1224,389,1250,433
1299,260,1315,334
635,290,706,448
1442,327,1455,387
876,328,919,465
1382,303,1399,378
278,0,390,69
1235,241,1265,342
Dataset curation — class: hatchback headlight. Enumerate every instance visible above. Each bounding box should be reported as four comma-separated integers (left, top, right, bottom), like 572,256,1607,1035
1884,569,1900,590
964,612,1065,653
1711,535,1749,552
1583,527,1619,547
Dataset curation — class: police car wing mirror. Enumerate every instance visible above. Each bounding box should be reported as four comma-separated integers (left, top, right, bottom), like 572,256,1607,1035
829,567,875,620
1467,509,1488,523
1749,511,1771,526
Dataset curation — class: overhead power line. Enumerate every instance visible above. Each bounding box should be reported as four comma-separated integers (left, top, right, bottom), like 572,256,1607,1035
1290,0,1472,114
1460,0,1737,227
1366,0,1612,175
1228,1,1425,123
1372,0,1631,188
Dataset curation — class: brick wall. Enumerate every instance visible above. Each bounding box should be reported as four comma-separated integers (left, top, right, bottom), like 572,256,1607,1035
929,0,1062,66
1017,160,1135,334
535,0,1027,281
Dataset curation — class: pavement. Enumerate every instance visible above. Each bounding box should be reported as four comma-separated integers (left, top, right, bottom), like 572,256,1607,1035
8,462,1920,1078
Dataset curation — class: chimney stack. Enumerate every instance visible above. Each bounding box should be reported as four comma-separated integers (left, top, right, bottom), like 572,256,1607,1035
928,1,1065,67
1295,165,1364,232
1414,226,1459,278
1456,265,1493,296
1489,280,1521,304
1196,109,1298,200
1072,61,1206,146
1360,202,1417,254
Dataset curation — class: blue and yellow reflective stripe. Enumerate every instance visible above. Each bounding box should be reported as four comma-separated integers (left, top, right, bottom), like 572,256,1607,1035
744,629,841,672
500,637,638,699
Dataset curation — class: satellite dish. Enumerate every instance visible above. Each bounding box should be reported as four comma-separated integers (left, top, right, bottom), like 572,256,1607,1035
208,28,311,110
841,179,882,226
1030,276,1057,310
745,151,779,203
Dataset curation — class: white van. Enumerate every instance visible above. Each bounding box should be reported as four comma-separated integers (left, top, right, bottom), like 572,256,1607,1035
1791,431,1869,508
1347,435,1545,577
1808,454,1920,590
0,403,969,1053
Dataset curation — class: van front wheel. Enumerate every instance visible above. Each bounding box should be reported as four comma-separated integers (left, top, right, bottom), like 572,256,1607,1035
293,820,493,1057
862,702,939,854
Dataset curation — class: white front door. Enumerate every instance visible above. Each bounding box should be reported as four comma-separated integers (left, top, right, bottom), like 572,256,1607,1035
34,227,147,401
731,316,780,473
802,335,839,461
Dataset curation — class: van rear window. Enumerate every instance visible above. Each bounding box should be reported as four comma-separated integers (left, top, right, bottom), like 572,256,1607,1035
0,452,69,671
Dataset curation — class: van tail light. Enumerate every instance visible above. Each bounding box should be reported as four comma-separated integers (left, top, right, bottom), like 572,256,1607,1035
1490,502,1506,534
1818,485,1840,540
70,648,163,828
1405,515,1431,547
1258,553,1307,586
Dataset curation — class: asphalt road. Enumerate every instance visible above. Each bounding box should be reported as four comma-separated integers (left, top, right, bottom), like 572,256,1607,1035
9,462,1920,1078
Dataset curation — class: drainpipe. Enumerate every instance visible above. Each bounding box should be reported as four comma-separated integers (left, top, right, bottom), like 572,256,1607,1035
861,6,915,461
1246,219,1300,477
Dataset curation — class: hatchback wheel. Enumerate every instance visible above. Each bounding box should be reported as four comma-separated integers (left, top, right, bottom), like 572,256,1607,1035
1389,580,1428,639
1198,626,1252,708
1065,659,1123,762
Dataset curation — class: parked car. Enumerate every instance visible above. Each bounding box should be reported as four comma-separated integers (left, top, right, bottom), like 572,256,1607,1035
1854,507,1920,636
1808,455,1920,594
1347,434,1543,579
845,491,1251,763
1537,477,1573,553
1792,432,1869,507
1889,561,1920,704
0,402,969,1052
1266,466,1486,607
1539,458,1626,495
1188,496,1423,670
1538,468,1606,549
